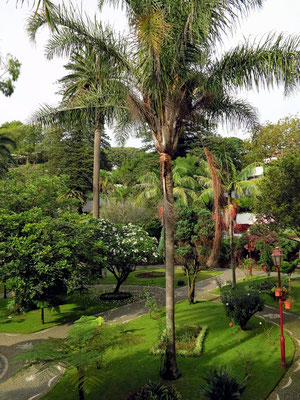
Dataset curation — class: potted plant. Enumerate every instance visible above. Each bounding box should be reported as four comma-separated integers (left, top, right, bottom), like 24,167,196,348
271,286,288,298
284,296,295,310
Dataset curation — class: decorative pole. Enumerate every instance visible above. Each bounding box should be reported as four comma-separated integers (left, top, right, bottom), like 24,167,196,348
272,247,286,369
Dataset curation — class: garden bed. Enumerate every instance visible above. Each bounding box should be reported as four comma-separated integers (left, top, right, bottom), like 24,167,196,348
151,325,208,357
100,292,132,301
135,271,165,278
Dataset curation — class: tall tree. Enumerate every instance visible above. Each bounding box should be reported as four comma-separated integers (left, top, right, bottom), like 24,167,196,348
255,152,300,234
28,0,300,379
244,115,300,164
30,39,126,218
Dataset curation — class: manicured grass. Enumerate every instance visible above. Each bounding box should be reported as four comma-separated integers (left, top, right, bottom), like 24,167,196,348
43,300,294,400
100,267,222,288
0,289,144,334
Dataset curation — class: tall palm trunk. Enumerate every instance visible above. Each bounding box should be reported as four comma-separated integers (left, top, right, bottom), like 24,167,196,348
93,111,101,219
159,152,180,380
228,192,236,288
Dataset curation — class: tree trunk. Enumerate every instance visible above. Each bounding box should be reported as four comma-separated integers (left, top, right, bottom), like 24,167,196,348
159,152,180,380
41,308,45,325
3,283,7,299
77,367,85,400
228,193,236,289
187,275,196,305
93,113,101,219
113,279,123,293
204,148,224,268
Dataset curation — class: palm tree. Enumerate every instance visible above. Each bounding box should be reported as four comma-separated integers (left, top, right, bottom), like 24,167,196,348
136,163,198,207
28,0,300,379
31,42,126,218
223,161,262,288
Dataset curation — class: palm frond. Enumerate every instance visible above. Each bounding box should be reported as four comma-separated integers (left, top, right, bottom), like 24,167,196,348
211,33,300,95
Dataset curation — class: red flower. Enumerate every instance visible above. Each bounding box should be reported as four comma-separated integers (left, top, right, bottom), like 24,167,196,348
229,322,233,327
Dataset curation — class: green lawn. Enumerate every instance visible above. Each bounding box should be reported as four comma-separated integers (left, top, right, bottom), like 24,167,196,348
43,300,294,400
100,267,222,288
0,289,144,334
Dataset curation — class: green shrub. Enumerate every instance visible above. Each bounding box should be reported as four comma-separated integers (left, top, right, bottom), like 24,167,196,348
221,288,264,330
200,367,246,400
127,381,182,400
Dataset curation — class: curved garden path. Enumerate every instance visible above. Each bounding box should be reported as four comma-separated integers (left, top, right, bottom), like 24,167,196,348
0,269,299,400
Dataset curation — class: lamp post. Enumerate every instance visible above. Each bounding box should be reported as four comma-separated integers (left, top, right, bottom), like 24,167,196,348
272,247,286,369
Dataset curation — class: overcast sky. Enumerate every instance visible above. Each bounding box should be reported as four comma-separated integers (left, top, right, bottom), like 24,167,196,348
0,0,299,146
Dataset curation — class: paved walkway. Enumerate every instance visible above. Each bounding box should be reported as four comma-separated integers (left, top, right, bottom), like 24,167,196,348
0,269,299,400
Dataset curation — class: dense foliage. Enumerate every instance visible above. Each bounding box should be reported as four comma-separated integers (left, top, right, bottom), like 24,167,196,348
255,153,300,232
221,288,264,330
0,209,105,311
244,116,300,164
174,205,214,304
0,165,79,216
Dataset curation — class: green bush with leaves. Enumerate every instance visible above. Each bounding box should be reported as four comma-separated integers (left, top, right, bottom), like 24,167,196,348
128,381,182,400
0,209,105,314
221,288,264,330
200,367,246,400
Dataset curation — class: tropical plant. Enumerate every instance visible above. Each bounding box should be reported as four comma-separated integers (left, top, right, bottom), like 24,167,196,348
29,38,127,218
200,367,246,400
28,0,300,379
15,315,133,400
223,161,262,287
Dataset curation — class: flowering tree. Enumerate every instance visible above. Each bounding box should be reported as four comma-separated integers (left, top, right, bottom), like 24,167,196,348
97,220,158,293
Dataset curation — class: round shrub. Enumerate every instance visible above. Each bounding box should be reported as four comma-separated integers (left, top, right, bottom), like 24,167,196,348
200,367,246,400
127,381,182,400
177,280,185,286
221,288,264,330
100,292,132,301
